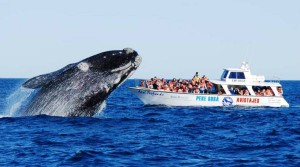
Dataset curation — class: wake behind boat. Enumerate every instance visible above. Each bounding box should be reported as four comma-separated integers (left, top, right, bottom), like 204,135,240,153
129,62,289,107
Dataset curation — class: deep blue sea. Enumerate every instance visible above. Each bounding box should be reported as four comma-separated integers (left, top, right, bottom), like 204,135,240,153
0,79,299,166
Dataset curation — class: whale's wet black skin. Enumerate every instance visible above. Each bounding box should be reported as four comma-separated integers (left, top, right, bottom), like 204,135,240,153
21,48,142,117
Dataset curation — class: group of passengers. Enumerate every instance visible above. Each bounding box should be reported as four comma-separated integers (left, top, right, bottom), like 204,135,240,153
254,87,275,96
229,87,275,96
139,72,213,94
139,72,280,96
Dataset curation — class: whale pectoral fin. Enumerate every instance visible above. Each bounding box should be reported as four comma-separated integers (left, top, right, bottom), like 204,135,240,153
22,63,76,89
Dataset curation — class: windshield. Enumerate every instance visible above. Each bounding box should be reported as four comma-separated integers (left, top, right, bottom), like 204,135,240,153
221,70,229,80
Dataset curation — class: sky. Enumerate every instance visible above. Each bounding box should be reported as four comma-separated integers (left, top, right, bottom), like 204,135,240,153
0,0,299,80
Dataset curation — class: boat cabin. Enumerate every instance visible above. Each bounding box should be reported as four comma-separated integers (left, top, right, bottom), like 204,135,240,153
210,62,283,97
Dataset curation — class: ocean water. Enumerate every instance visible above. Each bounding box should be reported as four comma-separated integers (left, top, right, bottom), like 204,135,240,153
0,79,299,166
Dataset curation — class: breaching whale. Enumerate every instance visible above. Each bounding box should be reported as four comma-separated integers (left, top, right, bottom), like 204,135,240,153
20,48,142,117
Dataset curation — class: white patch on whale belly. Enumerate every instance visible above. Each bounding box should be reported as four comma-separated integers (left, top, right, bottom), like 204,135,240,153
77,62,89,72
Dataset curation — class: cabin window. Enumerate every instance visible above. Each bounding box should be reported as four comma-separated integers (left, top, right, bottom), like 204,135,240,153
229,72,245,79
228,85,250,95
252,86,275,96
229,72,237,79
237,72,245,79
221,70,229,79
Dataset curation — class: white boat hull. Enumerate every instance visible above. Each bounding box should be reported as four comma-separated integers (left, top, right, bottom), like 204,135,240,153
129,87,289,107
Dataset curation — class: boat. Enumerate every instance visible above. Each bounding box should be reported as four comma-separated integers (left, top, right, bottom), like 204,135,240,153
128,62,289,107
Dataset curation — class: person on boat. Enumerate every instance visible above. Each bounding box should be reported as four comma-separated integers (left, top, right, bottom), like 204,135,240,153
229,87,235,95
153,77,163,90
183,85,189,93
163,85,170,91
261,89,266,96
152,82,158,90
173,86,178,92
147,78,154,89
172,78,177,85
167,81,174,90
277,87,283,95
191,80,196,86
140,80,144,87
265,89,274,96
156,84,162,90
234,88,239,95
177,87,183,93
199,79,207,94
139,80,146,87
194,88,200,94
206,81,213,94
192,72,200,83
244,89,250,96
255,90,262,96
202,75,208,81
161,78,166,86
146,80,153,89
188,83,193,93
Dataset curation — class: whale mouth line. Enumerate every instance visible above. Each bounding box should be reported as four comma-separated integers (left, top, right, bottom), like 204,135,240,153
111,62,132,73
111,55,142,73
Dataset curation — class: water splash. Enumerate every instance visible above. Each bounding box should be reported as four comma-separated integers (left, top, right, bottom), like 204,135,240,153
2,87,36,117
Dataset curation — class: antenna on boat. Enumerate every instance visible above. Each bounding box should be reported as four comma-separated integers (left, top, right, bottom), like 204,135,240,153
241,46,251,71
241,61,250,71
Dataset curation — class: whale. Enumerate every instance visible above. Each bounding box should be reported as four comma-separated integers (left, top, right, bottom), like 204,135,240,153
20,48,142,117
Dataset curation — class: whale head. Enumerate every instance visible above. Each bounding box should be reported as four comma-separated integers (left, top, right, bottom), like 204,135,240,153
77,48,142,89
22,48,142,117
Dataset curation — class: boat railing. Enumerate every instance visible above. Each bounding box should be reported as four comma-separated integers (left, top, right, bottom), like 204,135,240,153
269,76,281,83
